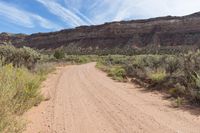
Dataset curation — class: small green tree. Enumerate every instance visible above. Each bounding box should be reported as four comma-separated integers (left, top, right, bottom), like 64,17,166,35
54,50,65,59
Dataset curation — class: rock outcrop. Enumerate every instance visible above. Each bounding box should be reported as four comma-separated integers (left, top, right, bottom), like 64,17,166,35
1,12,200,51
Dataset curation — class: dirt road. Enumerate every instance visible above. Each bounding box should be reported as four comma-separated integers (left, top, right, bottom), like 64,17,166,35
25,63,200,133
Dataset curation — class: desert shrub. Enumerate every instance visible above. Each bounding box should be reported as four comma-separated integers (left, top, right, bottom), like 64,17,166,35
0,63,43,132
33,62,56,80
188,72,200,103
54,50,65,59
0,45,41,69
144,55,163,69
108,66,126,81
173,97,184,107
96,61,109,72
169,83,186,97
164,56,180,74
130,55,147,68
147,69,167,84
19,47,41,69
77,56,90,64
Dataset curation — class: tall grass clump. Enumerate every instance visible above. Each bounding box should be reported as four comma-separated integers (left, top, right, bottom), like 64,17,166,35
147,69,167,84
108,66,126,81
0,46,54,132
0,63,43,132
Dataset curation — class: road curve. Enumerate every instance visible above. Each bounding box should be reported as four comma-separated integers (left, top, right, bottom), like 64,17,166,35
24,63,200,133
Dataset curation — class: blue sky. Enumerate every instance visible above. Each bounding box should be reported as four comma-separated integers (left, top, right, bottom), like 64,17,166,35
0,0,200,34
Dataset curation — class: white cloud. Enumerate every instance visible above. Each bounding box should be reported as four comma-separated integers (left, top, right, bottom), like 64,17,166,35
36,0,200,28
81,0,123,24
0,2,33,28
0,1,61,30
111,0,200,20
2,0,199,31
32,15,62,30
85,0,200,23
63,0,94,24
36,0,93,27
71,8,94,25
64,0,82,11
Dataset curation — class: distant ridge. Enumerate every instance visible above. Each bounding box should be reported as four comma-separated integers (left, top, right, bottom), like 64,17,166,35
1,12,200,53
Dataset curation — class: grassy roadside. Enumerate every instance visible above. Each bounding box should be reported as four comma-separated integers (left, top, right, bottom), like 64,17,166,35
96,53,200,107
48,52,200,107
0,45,55,133
0,62,56,132
1,44,200,132
96,62,127,82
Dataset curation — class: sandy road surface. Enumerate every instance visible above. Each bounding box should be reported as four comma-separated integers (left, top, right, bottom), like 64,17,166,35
24,63,200,133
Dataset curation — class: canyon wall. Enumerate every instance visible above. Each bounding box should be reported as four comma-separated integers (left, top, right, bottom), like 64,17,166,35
1,12,200,51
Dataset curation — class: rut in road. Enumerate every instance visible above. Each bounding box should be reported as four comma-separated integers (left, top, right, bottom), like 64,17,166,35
25,63,200,133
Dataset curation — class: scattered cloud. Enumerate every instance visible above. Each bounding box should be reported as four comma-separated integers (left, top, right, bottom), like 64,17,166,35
0,1,61,30
88,0,200,22
64,0,83,11
0,2,33,28
36,0,94,27
1,0,200,33
71,8,94,25
32,15,62,30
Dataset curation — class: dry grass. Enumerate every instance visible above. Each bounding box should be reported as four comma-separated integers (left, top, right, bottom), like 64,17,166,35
0,62,55,132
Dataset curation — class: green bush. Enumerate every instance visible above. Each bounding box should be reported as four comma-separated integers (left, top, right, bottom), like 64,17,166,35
147,69,167,83
169,83,186,97
108,66,126,81
96,62,109,72
189,72,200,103
0,45,41,69
164,56,180,74
54,50,65,59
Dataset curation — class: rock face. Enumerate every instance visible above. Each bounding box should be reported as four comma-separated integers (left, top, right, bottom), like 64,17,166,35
1,12,200,51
